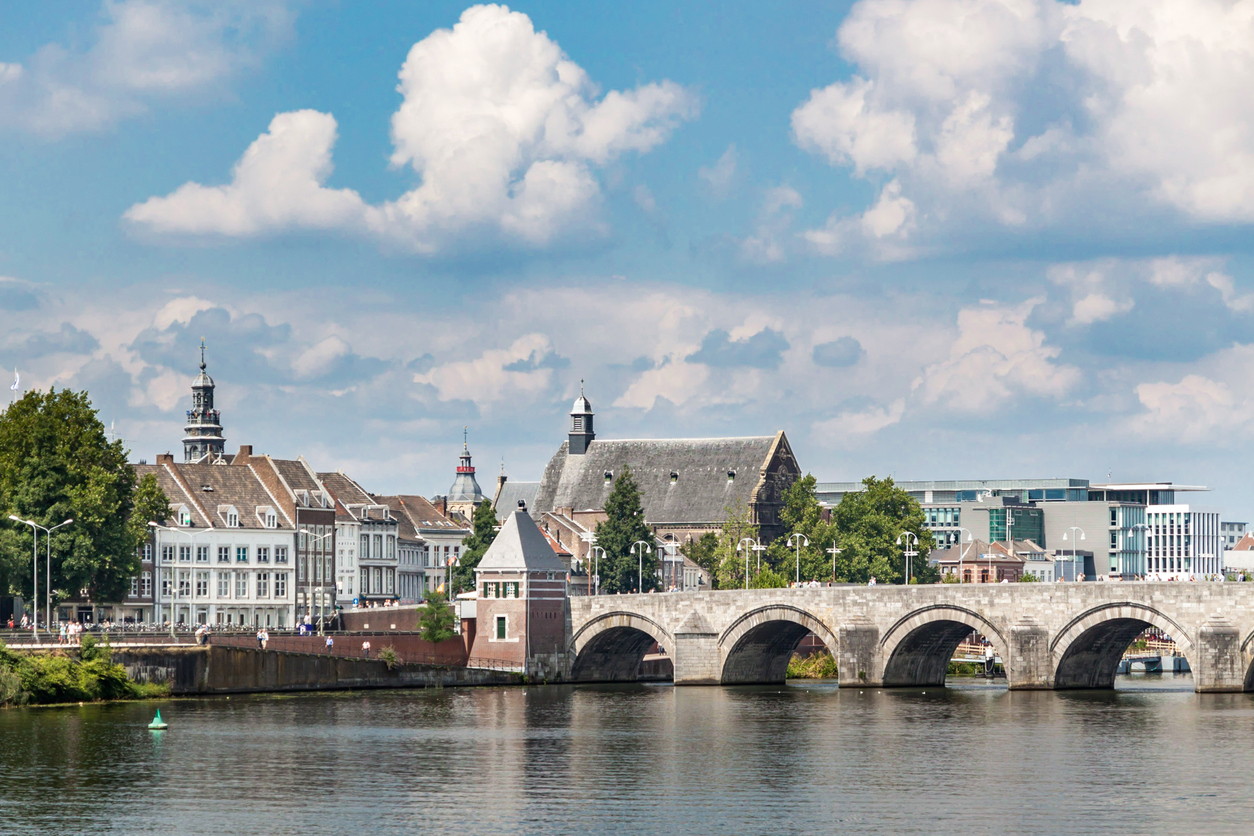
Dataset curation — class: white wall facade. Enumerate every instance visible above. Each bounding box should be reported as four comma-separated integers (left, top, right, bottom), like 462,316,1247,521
153,527,296,628
1146,505,1222,578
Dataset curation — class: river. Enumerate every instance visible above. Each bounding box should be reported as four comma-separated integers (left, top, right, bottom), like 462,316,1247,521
1,674,1251,835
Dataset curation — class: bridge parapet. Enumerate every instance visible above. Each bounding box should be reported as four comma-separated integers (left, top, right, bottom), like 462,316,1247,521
567,583,1254,692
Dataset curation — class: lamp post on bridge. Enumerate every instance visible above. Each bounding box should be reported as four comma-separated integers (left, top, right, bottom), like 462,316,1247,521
590,546,606,595
737,537,764,590
896,531,919,585
631,540,652,593
1064,526,1086,582
956,527,973,583
788,533,809,585
827,542,841,584
580,532,596,595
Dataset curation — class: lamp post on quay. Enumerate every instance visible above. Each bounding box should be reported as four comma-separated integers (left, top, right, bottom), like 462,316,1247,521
631,540,652,593
896,531,919,585
300,529,334,635
788,533,809,585
1063,527,1086,582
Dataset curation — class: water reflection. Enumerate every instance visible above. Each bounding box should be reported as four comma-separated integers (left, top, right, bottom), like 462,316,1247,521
1,675,1253,836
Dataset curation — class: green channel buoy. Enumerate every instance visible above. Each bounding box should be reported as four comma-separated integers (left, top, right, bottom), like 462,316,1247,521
148,709,168,730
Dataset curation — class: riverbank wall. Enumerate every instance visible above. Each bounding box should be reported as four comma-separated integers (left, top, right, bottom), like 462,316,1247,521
107,646,518,695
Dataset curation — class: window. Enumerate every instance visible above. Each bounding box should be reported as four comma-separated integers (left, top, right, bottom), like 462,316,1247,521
143,543,153,561
218,546,231,563
360,534,369,559
236,546,248,564
374,535,383,561
196,571,209,597
178,545,191,563
275,546,288,564
275,573,287,598
178,571,191,597
196,545,209,563
314,556,322,583
496,615,507,640
141,571,152,597
218,572,230,597
236,573,248,598
386,568,395,594
256,573,269,598
298,557,306,581
360,568,368,595
324,557,333,584
373,567,382,593
227,508,239,528
387,536,396,560
178,506,193,526
423,547,430,568
266,511,277,529
161,572,171,597
130,577,139,597
257,546,270,564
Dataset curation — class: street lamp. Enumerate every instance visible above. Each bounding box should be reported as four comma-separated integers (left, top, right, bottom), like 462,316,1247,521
737,537,765,590
590,545,606,595
826,541,842,584
631,540,652,593
956,527,974,582
787,533,809,585
300,529,334,635
9,515,40,640
896,531,919,585
1063,526,1086,582
580,532,597,595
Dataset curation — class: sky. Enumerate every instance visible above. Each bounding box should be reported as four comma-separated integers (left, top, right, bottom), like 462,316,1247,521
3,0,1254,516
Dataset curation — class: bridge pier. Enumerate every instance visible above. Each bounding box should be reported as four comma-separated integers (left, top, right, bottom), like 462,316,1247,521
1194,618,1243,692
838,622,880,688
1008,619,1051,690
671,610,720,685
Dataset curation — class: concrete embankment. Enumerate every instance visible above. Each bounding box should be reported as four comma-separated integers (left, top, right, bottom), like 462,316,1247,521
112,645,519,695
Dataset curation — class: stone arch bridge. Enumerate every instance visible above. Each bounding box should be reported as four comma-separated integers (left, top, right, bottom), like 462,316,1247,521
567,584,1254,691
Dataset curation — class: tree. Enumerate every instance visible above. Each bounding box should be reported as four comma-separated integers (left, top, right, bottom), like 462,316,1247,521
594,467,657,593
765,475,843,584
418,591,457,644
129,473,171,549
712,503,761,590
452,501,497,593
680,532,718,589
830,476,937,584
0,389,158,605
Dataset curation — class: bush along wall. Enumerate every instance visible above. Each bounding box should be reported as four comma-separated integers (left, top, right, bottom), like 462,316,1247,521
0,636,166,706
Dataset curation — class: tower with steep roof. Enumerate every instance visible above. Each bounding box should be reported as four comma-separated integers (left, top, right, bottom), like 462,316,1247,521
569,380,595,455
182,339,226,463
446,427,486,519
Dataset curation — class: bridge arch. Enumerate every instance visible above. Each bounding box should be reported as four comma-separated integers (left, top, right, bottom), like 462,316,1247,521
1050,603,1194,689
879,605,1008,687
569,612,674,682
717,604,838,685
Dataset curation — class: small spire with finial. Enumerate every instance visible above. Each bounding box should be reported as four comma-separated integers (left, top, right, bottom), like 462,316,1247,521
199,337,206,372
463,425,468,451
580,378,584,396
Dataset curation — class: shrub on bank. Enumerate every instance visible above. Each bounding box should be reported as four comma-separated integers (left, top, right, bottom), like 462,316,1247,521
0,637,162,706
786,652,839,679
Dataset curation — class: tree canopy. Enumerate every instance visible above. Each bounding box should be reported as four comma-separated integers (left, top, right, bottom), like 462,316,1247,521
765,475,843,584
594,467,657,593
0,389,166,604
418,590,457,644
452,501,497,593
830,476,937,584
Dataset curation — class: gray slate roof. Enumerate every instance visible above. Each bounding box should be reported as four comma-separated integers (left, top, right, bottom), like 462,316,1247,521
477,509,566,572
494,480,540,521
136,460,294,531
533,436,780,524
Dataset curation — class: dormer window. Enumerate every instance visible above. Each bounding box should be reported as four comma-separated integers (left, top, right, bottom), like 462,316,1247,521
177,506,193,527
257,506,278,529
220,505,239,528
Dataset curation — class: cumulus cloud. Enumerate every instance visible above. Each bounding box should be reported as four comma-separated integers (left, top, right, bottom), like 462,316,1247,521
793,0,1254,252
686,327,790,370
698,144,739,199
415,333,565,406
125,4,697,253
739,186,803,263
0,0,291,136
813,398,905,445
812,336,866,368
913,297,1079,410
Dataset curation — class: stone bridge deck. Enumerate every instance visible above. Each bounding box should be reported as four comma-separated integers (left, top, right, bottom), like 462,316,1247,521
568,583,1254,691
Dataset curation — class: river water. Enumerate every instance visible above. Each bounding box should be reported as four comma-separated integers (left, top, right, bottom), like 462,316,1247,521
2,675,1251,835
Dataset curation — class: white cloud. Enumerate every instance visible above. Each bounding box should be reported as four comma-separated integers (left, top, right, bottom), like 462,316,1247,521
1134,374,1248,442
813,398,905,445
698,144,739,198
793,0,1254,252
803,179,916,259
913,297,1079,410
414,333,561,406
0,0,291,136
1070,293,1132,326
126,4,696,253
739,186,803,263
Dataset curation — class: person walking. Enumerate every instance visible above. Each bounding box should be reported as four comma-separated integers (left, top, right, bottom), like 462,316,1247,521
256,627,264,650
362,639,371,658
260,628,270,650
325,635,334,655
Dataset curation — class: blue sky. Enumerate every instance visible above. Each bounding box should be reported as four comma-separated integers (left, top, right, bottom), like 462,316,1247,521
3,0,1254,518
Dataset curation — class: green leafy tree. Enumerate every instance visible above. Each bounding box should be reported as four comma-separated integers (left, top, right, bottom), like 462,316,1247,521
594,467,657,593
418,591,457,644
129,473,171,546
0,389,154,605
765,475,844,584
452,501,497,593
680,532,718,589
830,476,937,584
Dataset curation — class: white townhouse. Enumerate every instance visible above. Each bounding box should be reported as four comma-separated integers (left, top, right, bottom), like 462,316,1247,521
139,453,297,628
319,471,407,606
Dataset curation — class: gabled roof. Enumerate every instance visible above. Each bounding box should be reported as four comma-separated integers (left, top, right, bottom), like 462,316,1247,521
477,509,565,572
1230,533,1254,551
933,539,1033,565
376,494,468,535
533,432,790,524
136,458,295,531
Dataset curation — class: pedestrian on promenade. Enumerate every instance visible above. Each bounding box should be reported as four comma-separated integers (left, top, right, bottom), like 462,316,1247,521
261,628,270,650
362,639,371,658
6,616,12,629
325,635,334,654
256,628,264,650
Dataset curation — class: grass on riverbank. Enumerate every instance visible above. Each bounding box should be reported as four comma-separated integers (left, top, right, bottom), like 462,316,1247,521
786,652,839,679
0,636,169,707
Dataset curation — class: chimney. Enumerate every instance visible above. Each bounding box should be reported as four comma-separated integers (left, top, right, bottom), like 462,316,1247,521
232,444,253,465
157,452,174,466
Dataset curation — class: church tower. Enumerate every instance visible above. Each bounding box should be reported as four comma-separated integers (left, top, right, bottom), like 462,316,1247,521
446,427,486,519
182,339,226,463
568,381,595,455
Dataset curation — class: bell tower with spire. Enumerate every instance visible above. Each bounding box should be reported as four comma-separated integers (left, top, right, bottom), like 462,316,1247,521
446,427,486,519
569,380,595,455
182,339,226,463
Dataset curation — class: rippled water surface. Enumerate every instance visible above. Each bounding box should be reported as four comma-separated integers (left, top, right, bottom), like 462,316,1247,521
2,674,1252,836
